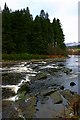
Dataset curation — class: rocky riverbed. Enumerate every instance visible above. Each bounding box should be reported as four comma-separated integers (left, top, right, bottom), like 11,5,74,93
1,55,80,119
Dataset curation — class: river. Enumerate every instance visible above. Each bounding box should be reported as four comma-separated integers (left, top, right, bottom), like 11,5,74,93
1,55,80,118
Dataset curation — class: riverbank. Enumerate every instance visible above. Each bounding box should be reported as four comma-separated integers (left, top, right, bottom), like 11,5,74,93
1,54,67,68
2,56,67,68
68,48,80,55
2,53,67,61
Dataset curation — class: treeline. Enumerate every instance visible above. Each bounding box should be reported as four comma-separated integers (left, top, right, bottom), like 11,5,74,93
2,3,66,55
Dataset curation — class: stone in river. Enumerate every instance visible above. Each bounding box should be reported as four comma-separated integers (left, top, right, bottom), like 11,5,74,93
70,82,76,86
36,72,47,80
58,63,65,67
60,86,64,90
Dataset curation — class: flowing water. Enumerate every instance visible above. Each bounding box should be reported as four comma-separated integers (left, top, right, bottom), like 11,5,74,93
1,55,80,118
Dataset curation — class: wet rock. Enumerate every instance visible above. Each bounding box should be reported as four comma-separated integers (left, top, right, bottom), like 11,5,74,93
15,96,36,118
36,72,47,80
70,82,76,86
50,91,63,104
61,67,72,74
60,89,73,101
2,88,15,99
2,100,19,118
60,86,64,90
17,83,30,94
2,73,24,85
2,61,18,67
70,91,75,95
30,64,39,70
40,88,56,96
47,68,58,74
40,67,59,76
17,91,27,100
58,63,65,67
36,108,39,111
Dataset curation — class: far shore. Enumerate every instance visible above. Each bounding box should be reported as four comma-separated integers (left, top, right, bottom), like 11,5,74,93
1,54,68,68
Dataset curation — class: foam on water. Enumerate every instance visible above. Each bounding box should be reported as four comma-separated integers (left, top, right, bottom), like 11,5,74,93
25,98,30,102
1,85,20,94
2,62,33,73
40,65,58,69
3,95,19,101
18,115,26,120
69,74,78,79
37,61,46,64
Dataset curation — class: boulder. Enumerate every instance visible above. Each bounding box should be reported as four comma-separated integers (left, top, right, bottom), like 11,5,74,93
50,91,62,104
70,82,76,86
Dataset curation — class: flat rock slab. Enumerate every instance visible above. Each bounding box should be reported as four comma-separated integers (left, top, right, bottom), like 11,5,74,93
15,96,36,118
50,91,62,104
2,100,19,118
60,89,73,101
36,72,47,80
40,88,56,96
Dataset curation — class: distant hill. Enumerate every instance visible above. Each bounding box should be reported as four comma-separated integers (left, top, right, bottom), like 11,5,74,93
66,42,80,47
66,42,80,55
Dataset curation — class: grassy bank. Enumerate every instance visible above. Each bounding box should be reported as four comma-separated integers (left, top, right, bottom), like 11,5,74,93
2,53,48,61
2,53,67,61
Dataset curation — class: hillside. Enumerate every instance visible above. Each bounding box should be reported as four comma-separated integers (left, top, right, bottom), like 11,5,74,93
66,42,80,55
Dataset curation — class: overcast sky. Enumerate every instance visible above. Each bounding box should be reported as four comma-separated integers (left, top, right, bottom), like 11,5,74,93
0,0,79,43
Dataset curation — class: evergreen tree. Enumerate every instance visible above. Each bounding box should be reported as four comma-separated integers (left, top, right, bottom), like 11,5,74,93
3,2,10,13
40,10,45,19
2,4,66,55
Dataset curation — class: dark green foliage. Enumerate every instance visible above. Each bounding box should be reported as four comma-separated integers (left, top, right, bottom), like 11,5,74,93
2,3,66,56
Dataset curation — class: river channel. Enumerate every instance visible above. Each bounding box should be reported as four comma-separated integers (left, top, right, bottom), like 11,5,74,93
1,55,80,118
